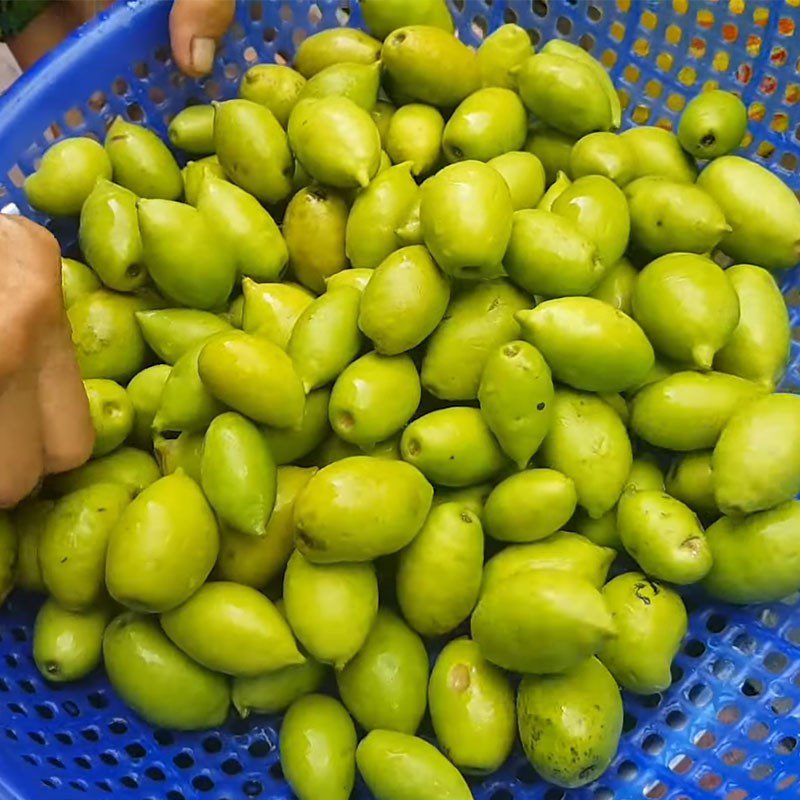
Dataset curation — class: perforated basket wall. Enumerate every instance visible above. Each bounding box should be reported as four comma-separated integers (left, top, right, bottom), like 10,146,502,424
0,1,799,799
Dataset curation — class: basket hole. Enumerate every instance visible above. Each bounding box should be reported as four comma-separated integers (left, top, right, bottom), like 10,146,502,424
70,780,88,793
127,103,145,123
748,721,769,741
771,696,794,715
243,779,264,796
96,781,112,794
62,700,79,717
22,754,38,766
28,731,45,745
155,46,170,64
697,773,722,792
55,732,72,746
492,791,513,800
80,727,99,742
74,756,91,770
202,735,222,754
503,7,518,24
224,62,241,81
108,718,127,734
694,729,716,749
587,4,603,22
154,729,173,746
7,164,25,188
780,153,798,172
263,27,277,43
640,692,662,708
113,78,129,96
149,87,167,106
532,1,548,18
268,762,283,780
120,775,138,789
133,61,149,79
644,781,667,799
250,1,263,22
47,756,64,769
669,754,693,775
516,762,538,784
35,703,55,720
166,792,186,800
751,762,774,781
670,663,683,683
544,790,565,800
733,633,757,654
7,701,26,715
5,728,17,740
204,81,222,100
275,51,290,67
579,33,595,51
192,775,214,792
688,683,712,707
684,639,705,658
99,752,118,766
145,766,165,782
248,738,272,758
222,758,243,776
472,15,489,40
617,761,638,781
712,658,734,679
244,46,258,64
667,710,687,730
18,679,35,694
307,3,322,25
529,29,541,47
42,778,59,789
719,703,742,725
174,751,194,769
622,711,637,733
335,6,351,25
556,16,572,35
125,742,146,759
642,734,664,755
741,677,763,697
777,736,797,755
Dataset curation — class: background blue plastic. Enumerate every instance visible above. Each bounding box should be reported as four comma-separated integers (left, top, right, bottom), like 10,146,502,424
1,1,800,798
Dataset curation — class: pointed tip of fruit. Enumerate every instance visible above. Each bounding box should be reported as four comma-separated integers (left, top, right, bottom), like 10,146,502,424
356,168,372,188
692,344,715,371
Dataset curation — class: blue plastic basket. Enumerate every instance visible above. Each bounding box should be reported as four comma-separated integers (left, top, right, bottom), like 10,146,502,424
1,1,800,798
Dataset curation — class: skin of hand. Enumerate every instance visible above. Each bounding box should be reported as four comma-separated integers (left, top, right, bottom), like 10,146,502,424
169,0,236,77
0,216,94,507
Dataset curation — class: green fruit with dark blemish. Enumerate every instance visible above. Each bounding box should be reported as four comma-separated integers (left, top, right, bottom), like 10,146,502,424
396,503,484,637
428,638,515,774
105,117,182,199
478,340,554,468
589,257,637,315
599,572,687,694
103,612,229,729
678,89,747,159
294,456,433,563
214,99,293,203
517,657,622,788
483,469,576,543
79,180,145,291
617,489,712,584
632,252,740,369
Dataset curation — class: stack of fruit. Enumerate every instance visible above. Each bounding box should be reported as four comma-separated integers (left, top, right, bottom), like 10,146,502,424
2,0,799,796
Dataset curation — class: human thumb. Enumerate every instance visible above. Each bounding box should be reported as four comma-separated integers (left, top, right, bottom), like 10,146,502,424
169,0,236,77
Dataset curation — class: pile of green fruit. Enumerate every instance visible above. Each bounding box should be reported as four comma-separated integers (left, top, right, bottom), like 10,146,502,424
2,0,800,796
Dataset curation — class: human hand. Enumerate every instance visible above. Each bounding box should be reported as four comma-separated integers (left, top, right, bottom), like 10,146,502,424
169,0,236,78
0,215,94,508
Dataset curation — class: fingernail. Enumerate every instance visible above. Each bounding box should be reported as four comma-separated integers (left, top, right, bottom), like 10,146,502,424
191,37,216,74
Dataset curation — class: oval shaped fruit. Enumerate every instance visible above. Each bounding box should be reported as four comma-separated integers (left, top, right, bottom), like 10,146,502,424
155,432,204,483
630,371,765,451
421,160,513,280
126,364,170,448
346,162,418,269
197,176,288,283
294,27,381,76
552,174,630,267
12,500,51,593
488,150,546,210
385,104,444,178
283,185,349,293
182,155,227,206
215,466,315,589
33,599,113,683
105,117,182,199
49,447,159,497
540,388,632,519
483,469,576,543
78,180,145,291
136,308,231,366
471,570,615,674
432,484,493,519
626,176,729,256
504,208,604,297
599,572,688,695
294,456,433,563
168,105,215,154
68,290,151,382
103,612,229,729
287,287,363,391
284,550,378,668
572,508,621,551
361,0,453,39
359,245,450,355
25,136,112,215
478,340,554,468
632,252,740,369
263,388,330,465
713,393,800,514
198,331,305,428
84,379,134,457
239,64,307,126
482,532,616,593
477,23,532,88
536,169,571,211
665,451,719,520
617,489,712,584
678,89,747,159
326,268,373,294
517,657,622,788
280,695,357,800
214,99,293,203
517,297,653,393
61,257,101,309
298,61,380,110
39,482,130,611
396,503,484,637
704,500,800,603
525,125,574,185
289,96,381,188
443,87,527,162
620,126,697,182
589,256,637,314
625,458,665,494
381,25,478,108
242,278,314,348
422,279,530,400
336,609,429,734
714,264,791,388
330,352,421,447
401,407,508,487
429,638,515,774
570,131,636,186
105,473,218,612
201,412,276,537
138,199,235,310
518,53,613,137
161,581,302,676
370,100,395,148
